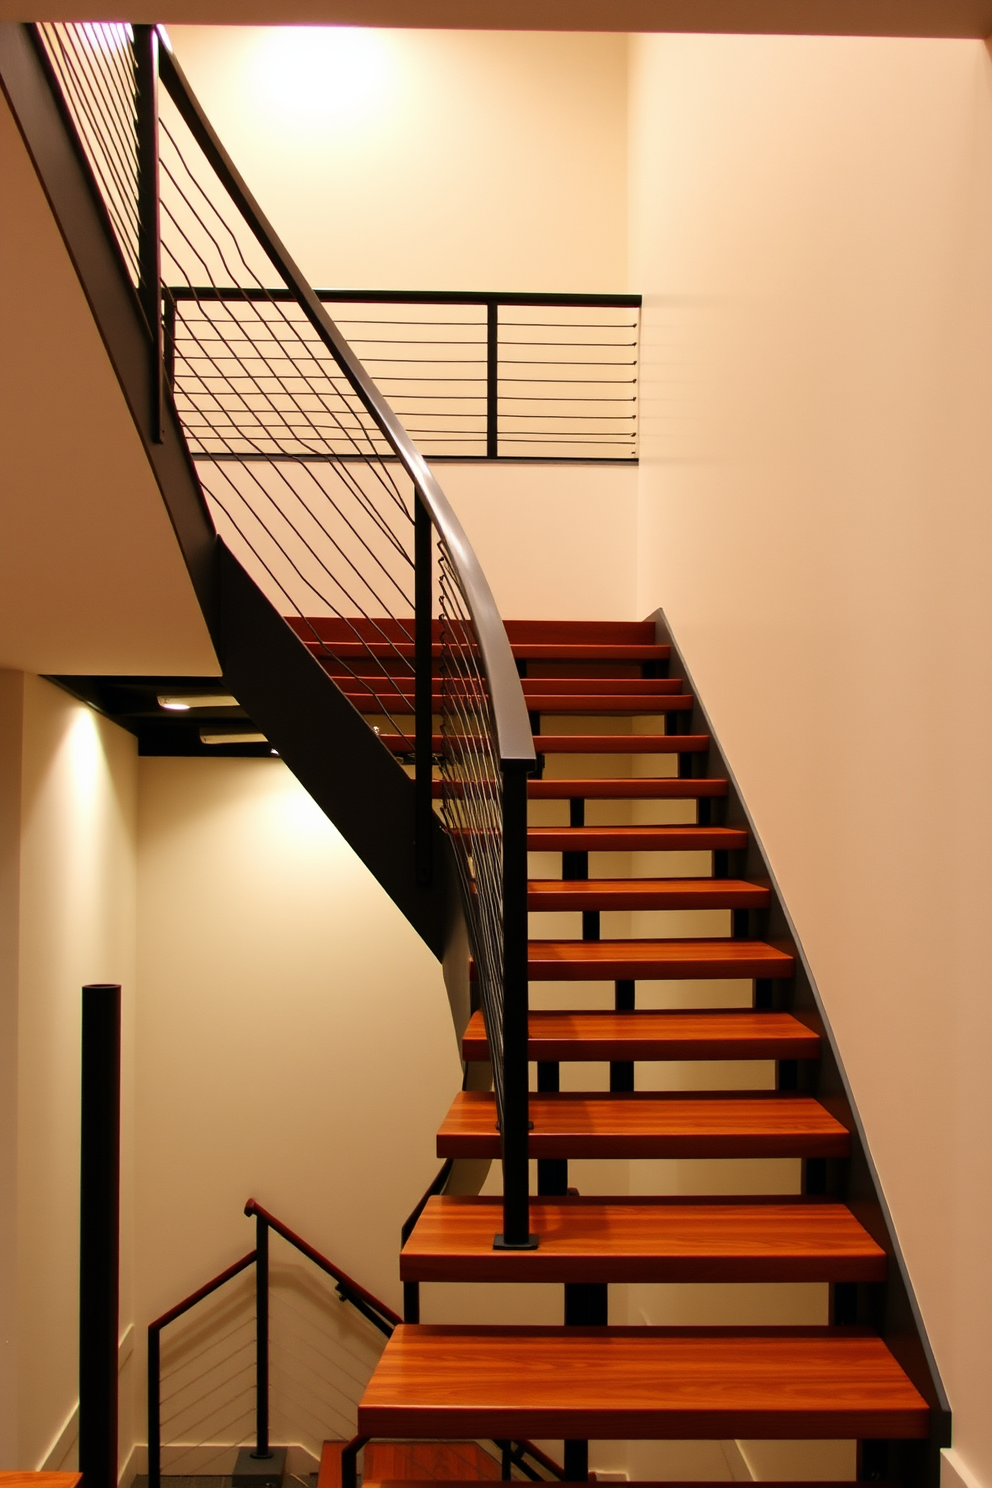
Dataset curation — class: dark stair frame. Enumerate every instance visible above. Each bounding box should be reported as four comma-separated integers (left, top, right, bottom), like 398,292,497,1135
0,21,457,961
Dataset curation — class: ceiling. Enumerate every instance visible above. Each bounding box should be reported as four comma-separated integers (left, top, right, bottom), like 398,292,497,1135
0,0,989,35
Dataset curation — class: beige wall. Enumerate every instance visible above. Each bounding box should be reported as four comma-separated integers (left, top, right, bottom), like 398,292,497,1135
630,31,992,1487
438,463,639,620
0,674,138,1471
167,26,628,293
133,757,461,1386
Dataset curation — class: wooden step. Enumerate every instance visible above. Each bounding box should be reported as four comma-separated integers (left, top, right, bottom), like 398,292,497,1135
527,778,728,799
534,733,709,753
373,1482,878,1488
328,674,686,696
437,1091,850,1159
357,1324,928,1440
504,620,659,644
348,692,694,716
528,825,746,851
363,1441,501,1483
381,733,710,755
527,878,769,910
522,939,795,980
461,1009,819,1063
400,1196,886,1283
434,779,730,801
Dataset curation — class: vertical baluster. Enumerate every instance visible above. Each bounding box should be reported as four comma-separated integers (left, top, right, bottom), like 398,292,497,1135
486,300,498,459
495,760,536,1250
79,983,121,1488
254,1213,270,1459
134,23,162,441
147,1326,161,1488
415,495,433,886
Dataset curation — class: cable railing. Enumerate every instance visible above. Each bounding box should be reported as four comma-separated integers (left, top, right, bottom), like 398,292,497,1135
148,1200,562,1488
30,19,538,1248
166,287,640,461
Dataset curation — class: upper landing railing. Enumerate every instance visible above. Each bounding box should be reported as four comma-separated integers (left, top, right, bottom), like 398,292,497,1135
27,19,541,1247
166,288,641,463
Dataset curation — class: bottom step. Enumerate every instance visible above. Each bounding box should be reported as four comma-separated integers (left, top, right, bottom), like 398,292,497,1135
358,1325,929,1441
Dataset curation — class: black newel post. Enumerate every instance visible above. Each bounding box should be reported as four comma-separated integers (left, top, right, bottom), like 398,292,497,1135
254,1212,270,1459
79,983,121,1488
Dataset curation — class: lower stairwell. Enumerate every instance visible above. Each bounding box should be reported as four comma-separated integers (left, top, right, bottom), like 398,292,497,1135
347,618,942,1488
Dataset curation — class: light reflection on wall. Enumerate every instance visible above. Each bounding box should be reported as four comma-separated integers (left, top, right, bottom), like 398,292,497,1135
248,27,399,128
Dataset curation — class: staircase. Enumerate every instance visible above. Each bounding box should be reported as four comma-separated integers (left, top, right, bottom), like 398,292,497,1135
342,618,937,1485
0,22,950,1488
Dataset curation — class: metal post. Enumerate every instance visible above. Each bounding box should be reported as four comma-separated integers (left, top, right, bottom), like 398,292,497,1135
79,983,121,1488
147,1326,161,1488
253,1214,270,1458
414,494,433,886
134,23,162,441
486,301,498,459
494,762,536,1250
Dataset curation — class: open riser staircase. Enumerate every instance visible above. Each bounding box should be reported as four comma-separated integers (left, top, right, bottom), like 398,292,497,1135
0,21,950,1488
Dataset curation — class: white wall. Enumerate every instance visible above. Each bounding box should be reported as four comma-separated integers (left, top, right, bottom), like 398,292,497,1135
0,673,138,1472
168,26,628,293
630,32,992,1487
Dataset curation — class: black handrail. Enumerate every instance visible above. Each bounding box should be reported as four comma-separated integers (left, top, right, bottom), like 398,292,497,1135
244,1198,401,1331
155,35,537,1248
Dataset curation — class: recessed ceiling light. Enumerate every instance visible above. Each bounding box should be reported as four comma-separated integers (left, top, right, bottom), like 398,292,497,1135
199,730,267,745
158,693,239,711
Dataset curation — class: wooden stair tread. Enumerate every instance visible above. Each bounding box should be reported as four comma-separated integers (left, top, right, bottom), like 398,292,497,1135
522,939,795,979
400,1196,886,1283
317,1442,346,1488
434,779,730,800
532,733,710,753
372,1482,876,1488
348,692,694,715
381,733,710,754
462,1008,819,1062
527,778,728,798
528,878,769,909
357,1324,929,1440
437,1091,850,1159
363,1441,501,1483
528,825,745,850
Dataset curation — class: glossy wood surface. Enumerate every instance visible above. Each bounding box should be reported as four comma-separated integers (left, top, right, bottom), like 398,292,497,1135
529,733,711,753
357,1325,929,1440
400,1195,887,1283
0,1479,82,1488
461,1008,819,1062
527,877,768,909
363,1441,501,1483
350,693,694,715
317,1441,346,1488
523,939,795,979
437,1091,850,1159
382,732,712,754
527,825,747,851
527,778,728,798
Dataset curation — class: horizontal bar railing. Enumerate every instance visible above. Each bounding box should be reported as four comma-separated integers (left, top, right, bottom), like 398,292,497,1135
166,285,641,463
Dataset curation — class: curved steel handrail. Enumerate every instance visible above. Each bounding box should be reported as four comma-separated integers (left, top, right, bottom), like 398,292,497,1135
157,41,535,772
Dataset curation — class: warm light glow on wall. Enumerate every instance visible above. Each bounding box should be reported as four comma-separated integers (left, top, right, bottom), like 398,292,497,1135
249,27,398,128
